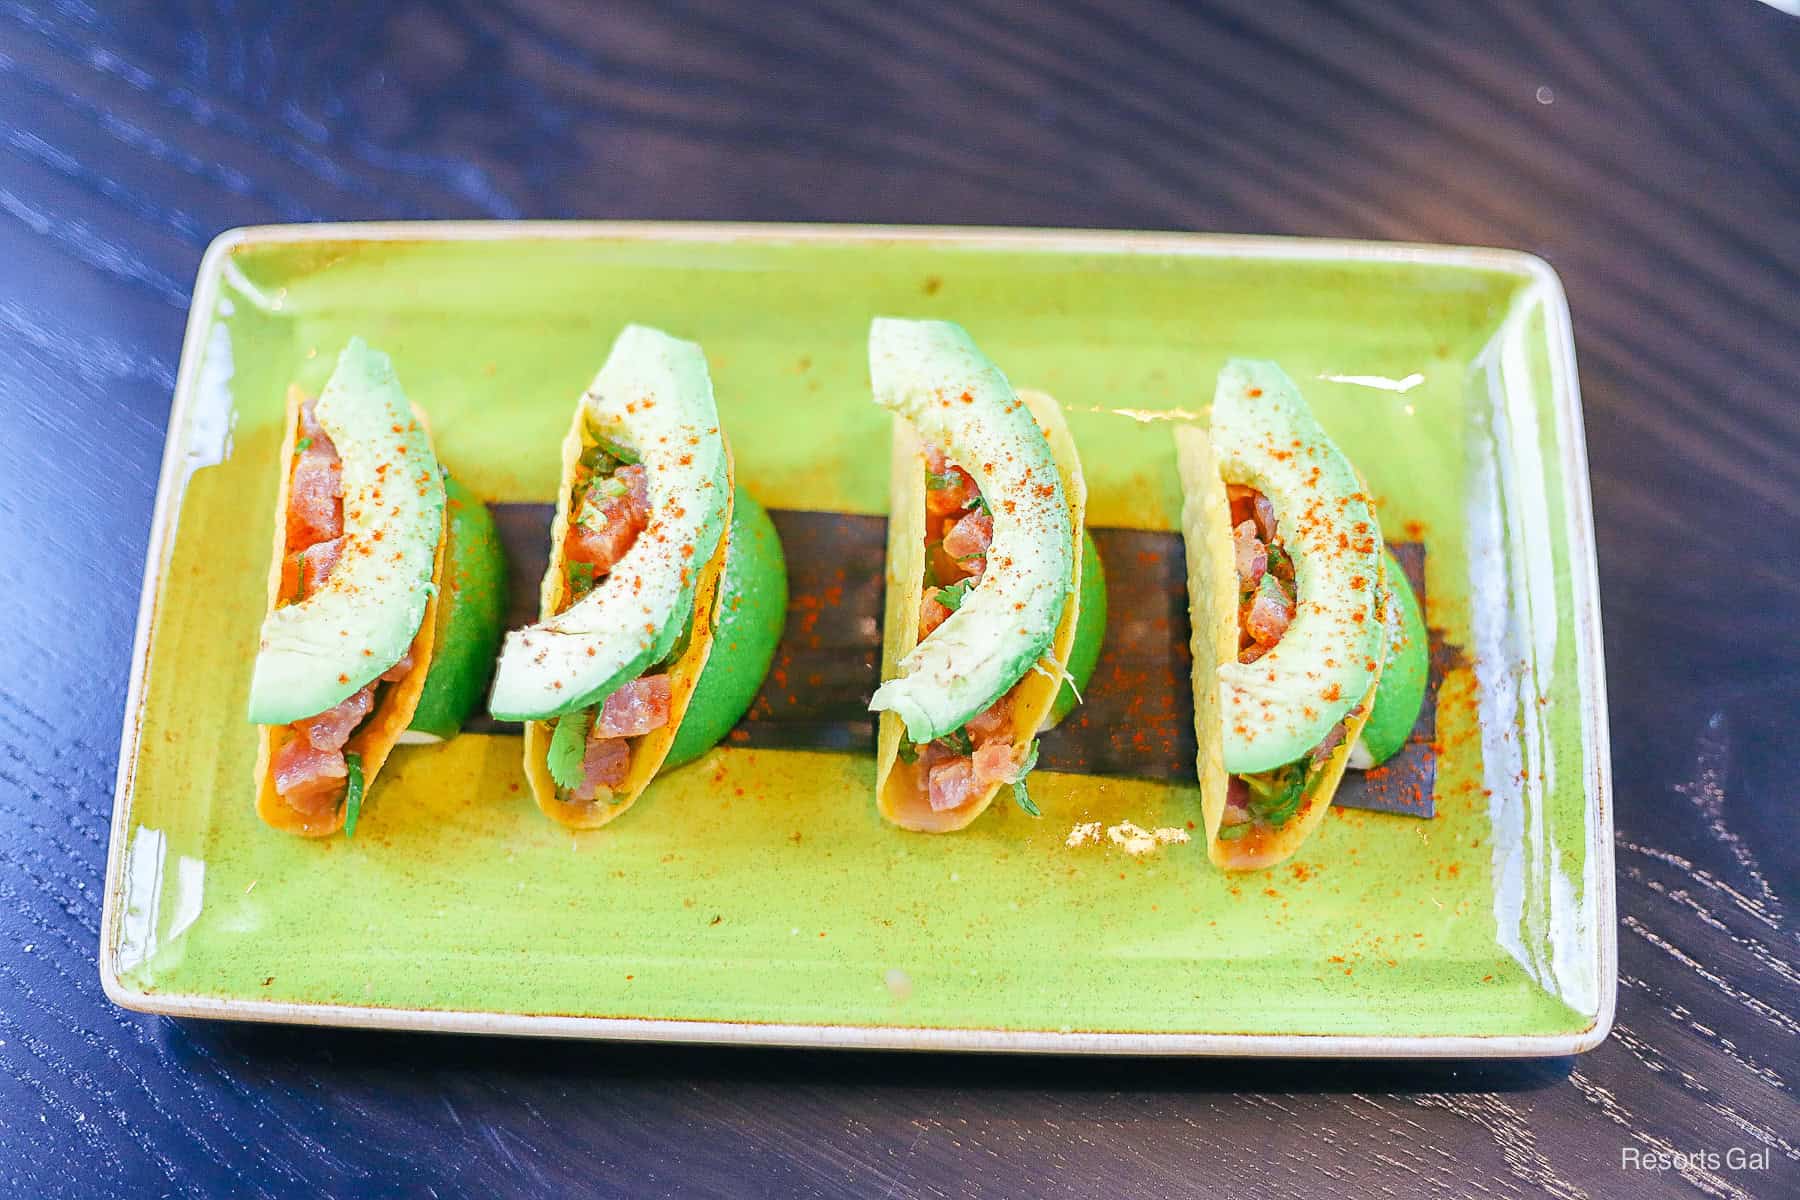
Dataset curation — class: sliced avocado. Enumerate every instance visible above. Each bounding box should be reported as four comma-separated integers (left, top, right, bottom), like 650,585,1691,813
247,339,445,726
866,318,1074,743
487,325,730,722
1212,360,1383,774
663,486,789,768
401,474,508,743
1350,547,1429,768
1047,531,1106,727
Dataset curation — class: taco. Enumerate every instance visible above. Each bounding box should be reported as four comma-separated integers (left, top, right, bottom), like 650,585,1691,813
248,339,447,837
487,324,736,829
1176,359,1388,870
869,318,1092,832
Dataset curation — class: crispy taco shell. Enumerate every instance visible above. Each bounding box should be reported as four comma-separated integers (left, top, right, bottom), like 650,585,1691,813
522,400,734,829
875,389,1088,832
1175,423,1384,870
253,386,446,837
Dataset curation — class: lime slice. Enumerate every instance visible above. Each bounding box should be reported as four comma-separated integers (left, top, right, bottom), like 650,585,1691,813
663,487,788,768
1047,531,1106,728
402,475,508,743
1352,548,1429,767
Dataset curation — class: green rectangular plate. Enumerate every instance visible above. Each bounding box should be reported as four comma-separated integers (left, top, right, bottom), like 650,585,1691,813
102,223,1614,1056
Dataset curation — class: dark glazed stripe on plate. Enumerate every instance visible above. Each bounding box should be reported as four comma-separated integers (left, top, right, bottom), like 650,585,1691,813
478,506,1445,817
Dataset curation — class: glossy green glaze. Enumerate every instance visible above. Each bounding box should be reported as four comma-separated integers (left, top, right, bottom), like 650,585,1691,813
106,227,1606,1045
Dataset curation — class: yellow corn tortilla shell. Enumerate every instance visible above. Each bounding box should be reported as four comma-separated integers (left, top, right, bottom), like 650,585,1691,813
522,400,734,829
1175,423,1385,870
875,388,1087,833
254,386,446,837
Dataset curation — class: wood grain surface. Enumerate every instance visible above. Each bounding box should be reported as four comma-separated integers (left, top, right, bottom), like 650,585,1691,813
1,2,1796,1197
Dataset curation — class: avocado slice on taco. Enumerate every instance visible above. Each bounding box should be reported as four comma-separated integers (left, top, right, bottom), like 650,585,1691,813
1176,359,1387,870
487,324,741,829
869,318,1096,832
248,339,447,837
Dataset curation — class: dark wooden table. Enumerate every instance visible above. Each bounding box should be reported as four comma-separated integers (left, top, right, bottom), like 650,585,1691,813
4,3,1796,1197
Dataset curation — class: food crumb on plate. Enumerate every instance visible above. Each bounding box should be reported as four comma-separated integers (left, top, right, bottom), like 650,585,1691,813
1105,822,1191,856
1065,822,1101,847
1066,820,1189,854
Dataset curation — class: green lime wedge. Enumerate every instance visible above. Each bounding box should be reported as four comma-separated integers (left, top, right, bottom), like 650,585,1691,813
1047,531,1107,728
663,487,789,769
403,475,508,743
1354,547,1429,767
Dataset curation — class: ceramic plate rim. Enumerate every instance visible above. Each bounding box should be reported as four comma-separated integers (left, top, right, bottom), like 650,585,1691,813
100,221,1615,1057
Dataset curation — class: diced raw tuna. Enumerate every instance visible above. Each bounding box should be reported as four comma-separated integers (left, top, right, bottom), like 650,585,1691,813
379,651,414,683
1252,494,1278,541
1244,578,1293,646
942,508,993,578
1233,521,1267,589
972,740,1019,787
565,464,651,576
964,694,1013,745
298,399,338,460
572,736,631,802
302,686,374,752
272,735,348,815
926,757,977,812
288,451,343,548
1222,775,1253,829
594,675,672,738
919,588,953,637
924,447,979,518
1227,485,1278,542
298,537,343,596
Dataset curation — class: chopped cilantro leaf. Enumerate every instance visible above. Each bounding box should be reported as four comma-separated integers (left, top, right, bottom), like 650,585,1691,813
936,579,973,612
593,435,640,465
568,561,598,595
1216,822,1251,841
897,741,918,764
926,470,962,491
968,492,991,515
342,752,366,837
1011,739,1042,817
547,708,593,790
937,728,973,756
295,437,312,452
1245,765,1306,826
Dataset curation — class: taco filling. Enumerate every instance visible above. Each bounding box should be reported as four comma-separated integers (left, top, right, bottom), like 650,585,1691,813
543,431,674,806
267,400,418,818
1214,483,1359,843
899,446,1030,812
